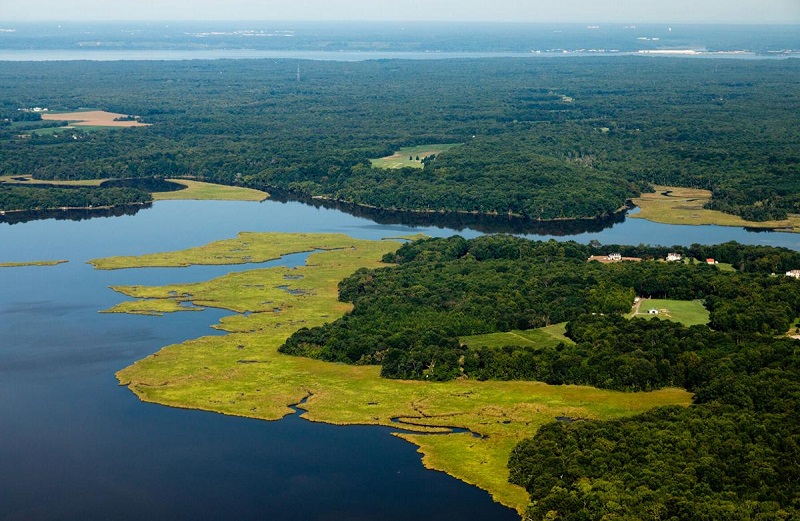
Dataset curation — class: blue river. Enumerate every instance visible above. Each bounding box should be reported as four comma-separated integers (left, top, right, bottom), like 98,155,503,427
0,198,797,520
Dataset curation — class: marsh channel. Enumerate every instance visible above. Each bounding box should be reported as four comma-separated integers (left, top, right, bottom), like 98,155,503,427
1,198,798,520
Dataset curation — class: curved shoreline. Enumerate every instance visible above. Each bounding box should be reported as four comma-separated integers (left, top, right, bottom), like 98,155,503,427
108,232,692,516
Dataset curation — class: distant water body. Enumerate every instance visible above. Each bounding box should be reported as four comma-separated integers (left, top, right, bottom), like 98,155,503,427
0,21,797,61
2,49,794,61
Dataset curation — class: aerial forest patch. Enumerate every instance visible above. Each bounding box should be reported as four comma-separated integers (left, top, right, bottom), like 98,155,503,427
2,58,798,222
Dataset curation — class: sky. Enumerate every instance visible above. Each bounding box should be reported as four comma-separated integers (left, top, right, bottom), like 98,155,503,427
1,0,798,24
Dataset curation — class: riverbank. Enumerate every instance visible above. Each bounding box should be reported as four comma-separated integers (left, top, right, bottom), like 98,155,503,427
107,232,692,515
630,185,799,232
152,179,268,202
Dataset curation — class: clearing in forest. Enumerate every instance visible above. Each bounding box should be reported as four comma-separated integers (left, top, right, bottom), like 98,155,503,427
461,323,573,350
370,143,461,170
630,297,710,326
41,110,150,128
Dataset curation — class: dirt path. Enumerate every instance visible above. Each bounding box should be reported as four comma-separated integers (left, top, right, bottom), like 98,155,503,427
631,297,647,316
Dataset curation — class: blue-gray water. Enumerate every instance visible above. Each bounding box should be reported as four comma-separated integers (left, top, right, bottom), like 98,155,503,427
0,22,797,61
1,199,798,520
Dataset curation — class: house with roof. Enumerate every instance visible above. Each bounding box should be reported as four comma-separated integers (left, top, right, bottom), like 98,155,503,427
587,253,642,264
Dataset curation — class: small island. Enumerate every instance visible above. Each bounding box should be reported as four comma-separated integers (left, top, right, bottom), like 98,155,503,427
0,259,68,267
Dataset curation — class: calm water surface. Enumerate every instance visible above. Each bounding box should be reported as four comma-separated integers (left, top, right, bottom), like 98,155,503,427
1,199,798,520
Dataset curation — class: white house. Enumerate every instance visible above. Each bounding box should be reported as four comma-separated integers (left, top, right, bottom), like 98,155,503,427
607,253,622,261
666,253,682,262
787,270,800,279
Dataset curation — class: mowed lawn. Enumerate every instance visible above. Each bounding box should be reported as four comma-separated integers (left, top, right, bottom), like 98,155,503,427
370,143,461,169
633,298,710,326
461,323,573,349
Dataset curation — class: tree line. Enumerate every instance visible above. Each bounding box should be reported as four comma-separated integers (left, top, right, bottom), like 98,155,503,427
279,234,800,518
0,184,151,212
1,58,797,221
281,236,800,382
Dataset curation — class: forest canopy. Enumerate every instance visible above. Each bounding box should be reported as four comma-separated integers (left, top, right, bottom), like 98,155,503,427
1,58,798,220
279,235,800,519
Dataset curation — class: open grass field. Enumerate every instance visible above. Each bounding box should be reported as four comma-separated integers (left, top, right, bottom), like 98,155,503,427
0,175,105,187
461,323,573,350
89,232,372,270
631,298,710,326
370,143,461,170
0,260,68,268
0,176,267,204
41,110,150,128
104,233,692,515
30,126,79,136
152,179,268,202
630,185,799,232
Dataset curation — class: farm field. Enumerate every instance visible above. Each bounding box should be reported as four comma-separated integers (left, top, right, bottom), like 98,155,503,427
41,110,150,128
370,143,462,170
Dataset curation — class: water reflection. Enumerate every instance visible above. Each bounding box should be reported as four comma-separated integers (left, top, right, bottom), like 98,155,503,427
0,203,149,225
0,191,797,520
267,188,627,235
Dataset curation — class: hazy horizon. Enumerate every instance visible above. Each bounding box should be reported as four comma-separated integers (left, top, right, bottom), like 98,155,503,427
2,0,798,25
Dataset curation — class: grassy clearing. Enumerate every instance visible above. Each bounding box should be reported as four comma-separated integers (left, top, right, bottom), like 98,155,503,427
715,262,736,272
789,318,800,339
89,232,365,270
461,323,573,350
31,125,116,135
0,260,68,268
0,175,105,187
30,126,75,136
152,179,268,202
630,185,799,232
370,143,461,170
106,233,692,515
102,298,204,316
632,298,710,326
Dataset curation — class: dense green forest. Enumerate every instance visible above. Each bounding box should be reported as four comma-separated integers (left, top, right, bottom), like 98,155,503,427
279,235,800,518
1,58,798,220
0,184,151,212
281,236,800,382
508,316,800,519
